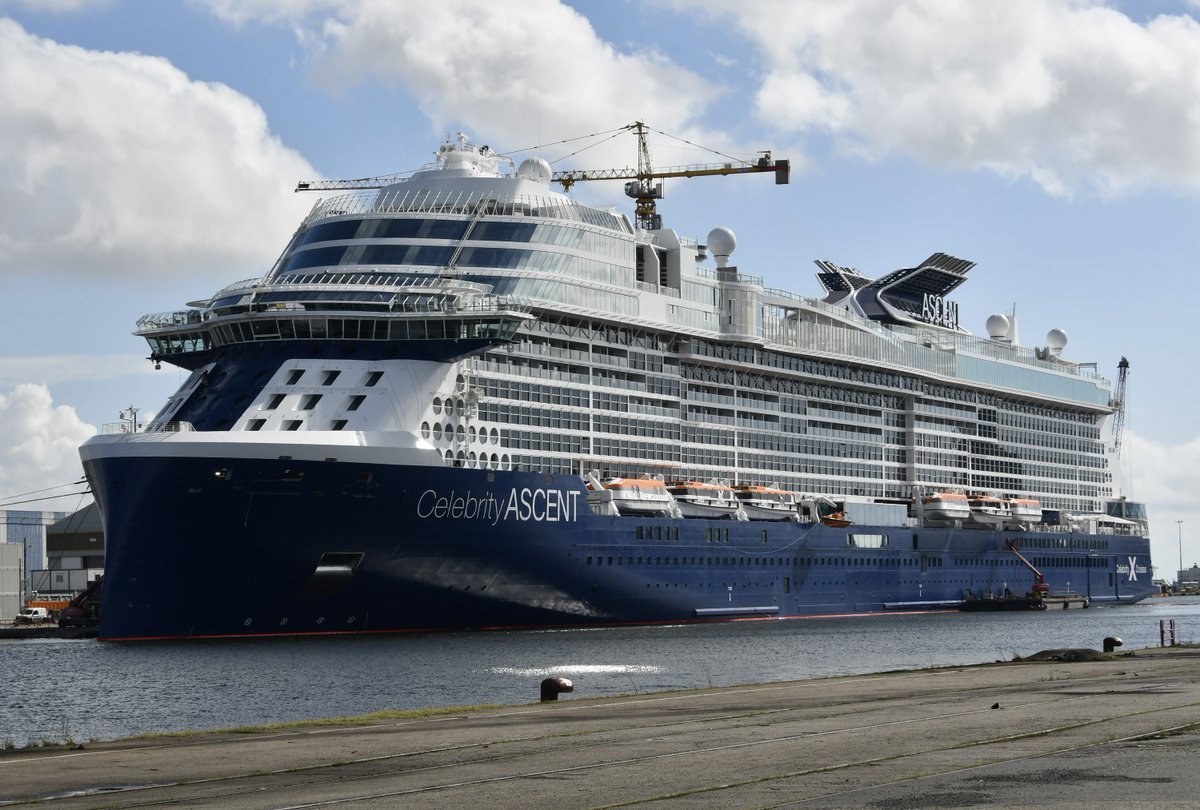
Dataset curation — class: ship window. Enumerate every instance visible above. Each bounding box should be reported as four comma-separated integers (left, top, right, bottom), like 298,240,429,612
347,395,366,411
331,420,348,431
432,397,442,415
421,422,431,439
265,394,285,410
322,370,341,385
587,556,592,566
365,371,384,387
286,369,304,385
300,394,322,410
247,419,265,431
283,420,303,431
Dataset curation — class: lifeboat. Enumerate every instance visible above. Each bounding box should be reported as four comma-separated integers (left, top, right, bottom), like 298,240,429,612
966,495,1011,526
666,480,743,519
584,473,679,517
919,491,970,524
733,484,800,521
1005,498,1043,528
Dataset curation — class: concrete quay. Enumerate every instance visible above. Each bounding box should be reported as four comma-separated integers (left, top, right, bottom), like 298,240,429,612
4,646,1200,809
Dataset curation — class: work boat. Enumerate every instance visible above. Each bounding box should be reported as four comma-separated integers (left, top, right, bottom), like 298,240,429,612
79,125,1157,640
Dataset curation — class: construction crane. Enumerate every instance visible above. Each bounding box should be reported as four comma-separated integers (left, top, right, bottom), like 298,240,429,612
1005,540,1050,600
1111,356,1130,458
552,121,790,230
295,122,790,231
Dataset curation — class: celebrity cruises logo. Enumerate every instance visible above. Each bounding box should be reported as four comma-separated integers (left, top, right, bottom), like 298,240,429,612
1116,556,1148,581
416,487,581,526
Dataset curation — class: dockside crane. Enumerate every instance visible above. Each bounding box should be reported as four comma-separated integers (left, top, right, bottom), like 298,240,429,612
295,122,791,231
1111,356,1130,458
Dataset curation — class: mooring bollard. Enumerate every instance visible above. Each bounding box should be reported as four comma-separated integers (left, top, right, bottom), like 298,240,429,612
1103,636,1123,653
540,677,574,702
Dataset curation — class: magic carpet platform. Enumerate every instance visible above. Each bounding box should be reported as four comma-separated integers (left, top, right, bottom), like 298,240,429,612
4,646,1200,809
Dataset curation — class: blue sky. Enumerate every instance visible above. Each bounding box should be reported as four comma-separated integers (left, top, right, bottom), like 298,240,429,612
1,0,1199,573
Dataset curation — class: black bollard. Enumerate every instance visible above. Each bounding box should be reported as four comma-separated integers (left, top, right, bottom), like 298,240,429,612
1103,636,1123,653
540,676,574,702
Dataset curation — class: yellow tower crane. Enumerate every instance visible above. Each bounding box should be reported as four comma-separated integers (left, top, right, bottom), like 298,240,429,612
296,122,790,231
552,122,790,230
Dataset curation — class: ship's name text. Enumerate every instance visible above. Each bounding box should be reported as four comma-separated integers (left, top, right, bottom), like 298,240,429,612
919,293,959,330
416,488,581,525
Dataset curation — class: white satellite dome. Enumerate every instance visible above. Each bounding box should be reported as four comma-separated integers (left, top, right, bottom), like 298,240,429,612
707,227,737,268
516,156,552,185
985,314,1011,340
1046,328,1068,350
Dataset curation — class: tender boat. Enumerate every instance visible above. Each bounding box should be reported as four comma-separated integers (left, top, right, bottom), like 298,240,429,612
1005,498,1043,528
967,495,1012,526
585,473,679,517
733,485,800,521
666,480,744,520
918,492,971,525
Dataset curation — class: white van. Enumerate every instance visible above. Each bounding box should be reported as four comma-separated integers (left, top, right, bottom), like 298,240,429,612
14,607,51,625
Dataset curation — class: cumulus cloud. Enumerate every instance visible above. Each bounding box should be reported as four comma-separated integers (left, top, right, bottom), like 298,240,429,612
0,0,110,11
668,0,1200,197
0,384,95,510
1114,430,1200,576
0,19,317,280
191,0,730,172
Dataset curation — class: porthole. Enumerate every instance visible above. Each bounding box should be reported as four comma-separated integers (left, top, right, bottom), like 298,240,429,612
432,397,442,415
421,421,431,439
443,399,455,417
456,425,466,440
489,427,499,444
243,618,252,626
468,425,477,442
432,423,443,441
468,452,477,466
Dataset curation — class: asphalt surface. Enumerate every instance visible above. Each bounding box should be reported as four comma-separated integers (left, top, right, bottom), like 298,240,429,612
4,646,1200,809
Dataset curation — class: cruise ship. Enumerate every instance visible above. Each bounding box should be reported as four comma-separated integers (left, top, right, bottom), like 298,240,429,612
79,127,1155,640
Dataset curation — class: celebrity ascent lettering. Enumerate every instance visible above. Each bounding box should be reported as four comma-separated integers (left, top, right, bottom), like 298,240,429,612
417,488,581,526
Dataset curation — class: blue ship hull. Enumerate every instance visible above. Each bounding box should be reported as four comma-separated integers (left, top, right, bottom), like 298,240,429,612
83,451,1157,640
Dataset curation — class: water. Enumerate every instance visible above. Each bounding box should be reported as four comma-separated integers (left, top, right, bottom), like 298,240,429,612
3,597,1198,749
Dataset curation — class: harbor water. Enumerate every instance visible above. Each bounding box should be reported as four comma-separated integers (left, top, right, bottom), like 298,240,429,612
3,596,1198,749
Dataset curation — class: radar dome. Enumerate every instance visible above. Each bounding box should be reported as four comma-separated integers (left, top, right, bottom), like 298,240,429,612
985,314,1010,340
1046,328,1068,352
707,227,737,268
517,157,552,185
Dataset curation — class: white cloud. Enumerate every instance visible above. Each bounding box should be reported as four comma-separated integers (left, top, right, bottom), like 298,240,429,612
192,0,730,171
668,0,1200,197
0,384,95,510
0,0,111,11
1113,430,1200,579
0,19,317,280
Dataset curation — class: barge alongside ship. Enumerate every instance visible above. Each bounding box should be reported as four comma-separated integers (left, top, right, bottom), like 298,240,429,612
79,127,1155,640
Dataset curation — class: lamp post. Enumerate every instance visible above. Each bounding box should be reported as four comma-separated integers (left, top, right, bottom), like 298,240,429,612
1178,520,1185,588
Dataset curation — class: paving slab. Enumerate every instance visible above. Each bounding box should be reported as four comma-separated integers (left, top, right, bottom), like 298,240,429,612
3,646,1200,809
